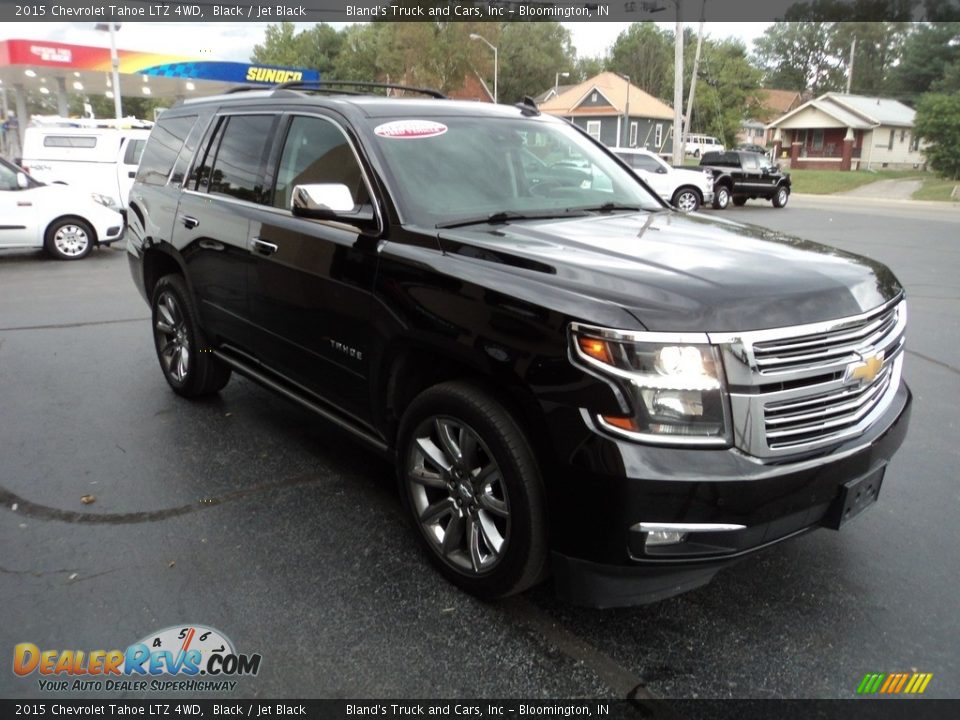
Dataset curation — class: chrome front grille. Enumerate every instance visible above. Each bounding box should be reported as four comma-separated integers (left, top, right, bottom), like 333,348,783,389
710,298,907,458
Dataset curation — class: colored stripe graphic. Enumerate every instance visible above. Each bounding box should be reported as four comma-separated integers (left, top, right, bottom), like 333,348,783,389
857,672,933,695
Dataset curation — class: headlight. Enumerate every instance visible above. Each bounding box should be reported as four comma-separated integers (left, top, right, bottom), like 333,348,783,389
571,323,730,445
90,193,114,207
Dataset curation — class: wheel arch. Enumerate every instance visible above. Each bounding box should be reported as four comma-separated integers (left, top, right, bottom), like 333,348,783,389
142,244,191,302
672,184,703,202
45,214,98,246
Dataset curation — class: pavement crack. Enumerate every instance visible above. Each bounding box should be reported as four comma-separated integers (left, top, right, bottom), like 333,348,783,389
905,349,960,377
0,472,323,525
0,317,149,332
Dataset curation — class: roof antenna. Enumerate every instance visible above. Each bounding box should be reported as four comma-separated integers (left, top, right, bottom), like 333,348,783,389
516,96,540,117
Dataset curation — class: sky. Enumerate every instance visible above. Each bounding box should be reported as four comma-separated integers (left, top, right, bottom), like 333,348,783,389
3,21,772,63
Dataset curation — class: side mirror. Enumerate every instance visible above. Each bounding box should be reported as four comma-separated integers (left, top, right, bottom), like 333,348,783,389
16,171,28,189
657,166,668,174
291,183,376,228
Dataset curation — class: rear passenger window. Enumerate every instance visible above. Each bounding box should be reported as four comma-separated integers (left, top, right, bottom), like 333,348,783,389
206,115,275,203
272,115,370,211
124,139,146,166
137,115,196,186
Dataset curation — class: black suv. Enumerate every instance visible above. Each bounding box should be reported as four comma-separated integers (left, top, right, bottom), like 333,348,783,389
699,150,791,209
127,83,910,608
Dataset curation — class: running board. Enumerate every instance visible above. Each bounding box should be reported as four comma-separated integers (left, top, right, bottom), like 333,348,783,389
213,349,389,453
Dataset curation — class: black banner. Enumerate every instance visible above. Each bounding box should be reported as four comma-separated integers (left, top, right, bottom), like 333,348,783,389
1,700,959,720
0,0,958,23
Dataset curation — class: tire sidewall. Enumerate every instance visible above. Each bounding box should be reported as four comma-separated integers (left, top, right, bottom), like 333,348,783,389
151,276,199,395
46,218,93,260
774,187,789,207
396,383,547,599
714,186,730,209
673,189,700,212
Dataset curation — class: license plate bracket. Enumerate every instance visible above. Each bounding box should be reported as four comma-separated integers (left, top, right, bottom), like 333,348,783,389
825,467,885,530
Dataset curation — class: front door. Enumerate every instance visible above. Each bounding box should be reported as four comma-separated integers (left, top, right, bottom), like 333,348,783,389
0,162,37,248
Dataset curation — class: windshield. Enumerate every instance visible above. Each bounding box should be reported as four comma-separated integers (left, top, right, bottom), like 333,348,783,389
367,115,662,227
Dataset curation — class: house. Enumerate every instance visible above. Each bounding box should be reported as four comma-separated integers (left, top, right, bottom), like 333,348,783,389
447,71,494,103
534,84,576,105
537,72,675,155
736,89,803,147
767,92,923,171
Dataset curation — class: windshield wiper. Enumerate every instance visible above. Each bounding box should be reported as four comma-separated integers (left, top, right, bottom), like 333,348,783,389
436,209,588,229
575,202,645,214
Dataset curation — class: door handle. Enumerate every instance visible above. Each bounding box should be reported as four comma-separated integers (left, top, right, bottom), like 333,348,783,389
128,171,136,178
198,239,224,252
181,215,199,230
249,237,279,256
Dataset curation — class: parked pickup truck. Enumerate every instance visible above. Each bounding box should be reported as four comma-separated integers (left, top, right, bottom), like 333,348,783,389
699,150,791,210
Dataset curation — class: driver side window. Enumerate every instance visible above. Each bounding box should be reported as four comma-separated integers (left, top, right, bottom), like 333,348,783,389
0,163,19,191
273,115,370,212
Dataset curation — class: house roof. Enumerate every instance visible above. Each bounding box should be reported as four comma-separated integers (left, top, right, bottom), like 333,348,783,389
752,89,803,122
534,84,576,104
538,71,674,120
769,92,916,130
447,70,494,103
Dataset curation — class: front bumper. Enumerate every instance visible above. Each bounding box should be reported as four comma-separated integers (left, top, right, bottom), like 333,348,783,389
546,380,912,608
702,189,714,204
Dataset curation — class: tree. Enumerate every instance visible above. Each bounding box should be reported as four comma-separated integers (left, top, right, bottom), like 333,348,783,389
914,92,960,178
574,56,607,83
690,38,764,145
831,22,909,95
497,22,576,104
886,22,960,100
252,22,343,75
608,23,673,100
753,22,844,92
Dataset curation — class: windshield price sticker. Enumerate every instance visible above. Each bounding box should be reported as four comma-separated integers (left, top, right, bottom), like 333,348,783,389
374,120,448,140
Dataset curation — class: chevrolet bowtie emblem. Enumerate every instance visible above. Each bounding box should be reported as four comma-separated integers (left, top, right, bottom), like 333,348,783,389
845,353,885,385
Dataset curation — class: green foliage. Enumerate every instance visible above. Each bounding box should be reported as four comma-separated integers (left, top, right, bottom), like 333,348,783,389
887,22,960,99
914,92,960,179
691,39,764,145
754,22,845,92
608,23,673,100
252,22,342,75
574,56,607,83
496,22,576,104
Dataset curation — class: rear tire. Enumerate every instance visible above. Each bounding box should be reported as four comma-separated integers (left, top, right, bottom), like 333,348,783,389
151,275,231,398
397,381,549,600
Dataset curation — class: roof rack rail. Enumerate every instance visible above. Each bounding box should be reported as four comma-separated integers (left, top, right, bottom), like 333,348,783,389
272,80,447,99
224,86,268,95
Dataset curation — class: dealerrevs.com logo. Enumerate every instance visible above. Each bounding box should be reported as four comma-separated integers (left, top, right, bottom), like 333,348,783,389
13,624,262,692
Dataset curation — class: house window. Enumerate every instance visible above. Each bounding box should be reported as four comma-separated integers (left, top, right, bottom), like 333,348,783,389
655,124,663,147
629,122,638,147
812,129,824,149
586,121,601,141
591,92,598,103
900,129,907,143
888,129,895,150
910,133,920,152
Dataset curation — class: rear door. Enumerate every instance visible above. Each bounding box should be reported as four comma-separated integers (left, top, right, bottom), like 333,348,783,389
172,112,278,357
118,135,147,206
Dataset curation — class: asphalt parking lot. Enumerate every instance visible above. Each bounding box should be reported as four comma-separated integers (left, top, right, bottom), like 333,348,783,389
1,196,958,701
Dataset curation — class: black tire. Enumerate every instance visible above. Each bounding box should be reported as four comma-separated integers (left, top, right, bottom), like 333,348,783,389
151,274,231,398
671,187,701,212
712,185,731,210
45,217,93,260
772,185,790,208
397,381,549,600
732,196,747,207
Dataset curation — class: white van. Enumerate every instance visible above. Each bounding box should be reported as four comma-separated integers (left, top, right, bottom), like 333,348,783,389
684,134,725,157
21,120,152,208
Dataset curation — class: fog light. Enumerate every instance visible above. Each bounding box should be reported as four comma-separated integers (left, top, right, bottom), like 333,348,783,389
645,530,689,547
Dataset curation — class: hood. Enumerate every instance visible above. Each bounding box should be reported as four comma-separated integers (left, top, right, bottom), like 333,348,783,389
438,210,900,332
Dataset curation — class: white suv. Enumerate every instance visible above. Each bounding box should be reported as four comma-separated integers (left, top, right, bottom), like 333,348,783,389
612,147,714,212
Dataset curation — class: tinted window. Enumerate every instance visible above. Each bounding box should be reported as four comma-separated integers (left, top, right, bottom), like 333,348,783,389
632,155,663,172
273,116,370,211
207,115,274,203
137,115,197,187
44,135,96,148
123,139,146,165
742,154,760,170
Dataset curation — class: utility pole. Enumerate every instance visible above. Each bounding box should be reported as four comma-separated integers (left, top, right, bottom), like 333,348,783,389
672,5,684,166
846,35,857,94
684,3,706,152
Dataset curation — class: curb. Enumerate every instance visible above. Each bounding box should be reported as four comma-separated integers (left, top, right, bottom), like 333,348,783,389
791,193,960,209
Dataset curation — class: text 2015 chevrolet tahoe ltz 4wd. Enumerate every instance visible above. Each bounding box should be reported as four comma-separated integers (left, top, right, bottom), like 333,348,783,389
127,83,910,608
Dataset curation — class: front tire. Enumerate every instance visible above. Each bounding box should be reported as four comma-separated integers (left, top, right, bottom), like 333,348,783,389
397,381,549,600
672,187,701,212
45,218,93,260
712,185,731,210
151,275,231,398
772,186,790,208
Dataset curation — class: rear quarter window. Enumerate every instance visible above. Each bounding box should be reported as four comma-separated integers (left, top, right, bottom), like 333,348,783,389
43,135,97,148
136,115,198,187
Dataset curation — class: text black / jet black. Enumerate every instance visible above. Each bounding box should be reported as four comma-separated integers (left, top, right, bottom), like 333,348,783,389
127,83,910,608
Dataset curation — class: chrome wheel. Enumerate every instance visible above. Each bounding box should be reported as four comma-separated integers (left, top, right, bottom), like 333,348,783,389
154,291,190,383
406,416,510,575
715,187,730,209
674,189,699,212
53,224,90,257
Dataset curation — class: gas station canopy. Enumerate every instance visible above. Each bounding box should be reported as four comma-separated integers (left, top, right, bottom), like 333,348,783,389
0,37,319,106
